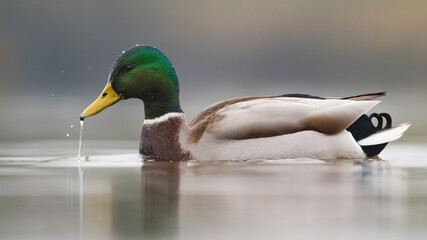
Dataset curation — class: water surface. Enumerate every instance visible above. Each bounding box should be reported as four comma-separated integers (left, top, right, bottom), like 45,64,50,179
1,140,427,240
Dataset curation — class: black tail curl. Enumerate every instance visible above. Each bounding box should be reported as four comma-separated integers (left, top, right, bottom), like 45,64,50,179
346,113,392,157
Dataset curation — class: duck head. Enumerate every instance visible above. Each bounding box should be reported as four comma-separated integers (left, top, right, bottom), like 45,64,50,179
80,45,182,120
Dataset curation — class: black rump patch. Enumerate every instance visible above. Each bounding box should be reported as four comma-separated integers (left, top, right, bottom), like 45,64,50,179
346,113,392,157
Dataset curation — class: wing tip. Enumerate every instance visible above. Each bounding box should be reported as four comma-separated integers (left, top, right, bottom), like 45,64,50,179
342,92,388,101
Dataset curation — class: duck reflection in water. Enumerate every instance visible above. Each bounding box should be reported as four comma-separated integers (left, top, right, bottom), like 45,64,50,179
140,161,181,238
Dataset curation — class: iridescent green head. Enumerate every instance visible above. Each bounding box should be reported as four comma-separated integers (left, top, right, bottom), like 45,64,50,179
80,45,183,120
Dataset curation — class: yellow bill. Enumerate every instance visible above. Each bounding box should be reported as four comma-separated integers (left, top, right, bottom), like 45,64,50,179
80,82,123,119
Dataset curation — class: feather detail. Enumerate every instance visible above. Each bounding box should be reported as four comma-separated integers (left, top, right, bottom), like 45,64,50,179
358,122,411,146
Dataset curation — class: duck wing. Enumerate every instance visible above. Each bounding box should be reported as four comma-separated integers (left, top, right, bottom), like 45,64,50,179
189,94,382,143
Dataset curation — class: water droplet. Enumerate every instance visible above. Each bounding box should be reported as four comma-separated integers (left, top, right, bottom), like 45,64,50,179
88,66,91,69
66,133,70,137
51,93,55,97
70,125,74,128
135,44,139,46
61,70,64,73
122,50,125,53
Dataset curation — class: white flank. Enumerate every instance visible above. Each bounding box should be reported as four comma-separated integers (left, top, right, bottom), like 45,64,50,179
143,112,184,125
358,122,411,146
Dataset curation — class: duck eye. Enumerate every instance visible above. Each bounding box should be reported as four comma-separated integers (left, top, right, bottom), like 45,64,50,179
124,65,134,73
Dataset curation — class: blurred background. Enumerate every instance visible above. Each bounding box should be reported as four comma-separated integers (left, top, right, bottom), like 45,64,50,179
0,0,426,142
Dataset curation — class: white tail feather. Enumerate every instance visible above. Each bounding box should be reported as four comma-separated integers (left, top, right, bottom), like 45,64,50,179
358,122,411,146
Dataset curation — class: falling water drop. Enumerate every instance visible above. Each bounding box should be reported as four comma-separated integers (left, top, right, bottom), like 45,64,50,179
66,133,70,137
78,120,84,160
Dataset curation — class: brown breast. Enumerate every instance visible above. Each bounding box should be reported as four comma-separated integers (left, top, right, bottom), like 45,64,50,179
140,116,192,161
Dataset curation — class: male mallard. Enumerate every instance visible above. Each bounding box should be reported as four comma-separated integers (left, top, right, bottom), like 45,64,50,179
80,45,410,161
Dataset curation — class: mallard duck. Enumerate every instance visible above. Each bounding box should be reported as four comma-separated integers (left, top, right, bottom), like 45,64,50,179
80,45,410,161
